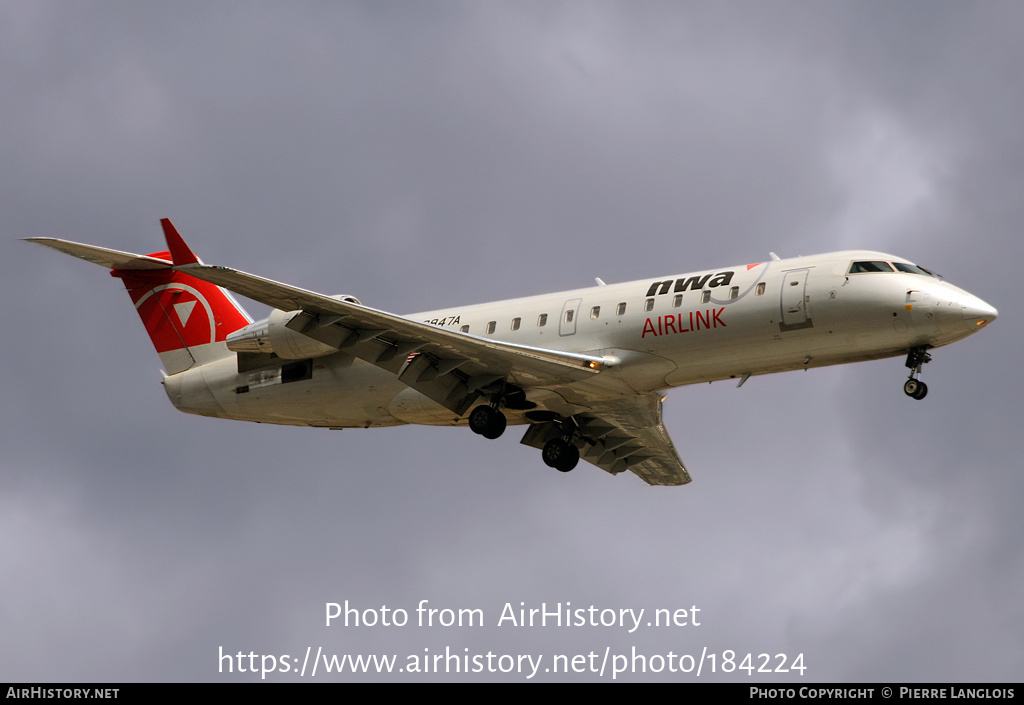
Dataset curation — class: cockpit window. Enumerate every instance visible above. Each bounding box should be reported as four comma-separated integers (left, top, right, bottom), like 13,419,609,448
849,261,895,273
849,260,941,278
892,262,938,277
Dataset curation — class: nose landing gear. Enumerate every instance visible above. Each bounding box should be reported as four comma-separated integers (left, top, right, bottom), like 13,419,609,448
903,346,932,400
904,378,928,400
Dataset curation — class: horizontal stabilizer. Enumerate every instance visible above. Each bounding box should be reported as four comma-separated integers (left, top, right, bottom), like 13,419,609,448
28,225,251,376
25,238,173,271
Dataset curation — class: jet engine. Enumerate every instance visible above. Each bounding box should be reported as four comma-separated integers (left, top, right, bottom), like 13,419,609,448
225,295,361,359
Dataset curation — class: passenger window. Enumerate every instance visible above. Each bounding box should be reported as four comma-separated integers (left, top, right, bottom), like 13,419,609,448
673,294,683,308
729,286,739,300
756,282,766,296
486,321,496,334
460,325,470,333
564,309,574,324
644,298,654,312
511,317,521,331
590,306,600,319
538,313,548,327
701,290,711,304
616,302,626,316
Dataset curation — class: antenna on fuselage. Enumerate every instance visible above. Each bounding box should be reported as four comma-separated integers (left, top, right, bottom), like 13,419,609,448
769,252,781,261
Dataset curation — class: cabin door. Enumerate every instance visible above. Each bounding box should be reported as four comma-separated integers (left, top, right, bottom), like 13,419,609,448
560,298,582,336
780,269,811,329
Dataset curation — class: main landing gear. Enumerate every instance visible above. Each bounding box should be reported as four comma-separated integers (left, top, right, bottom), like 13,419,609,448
468,403,507,439
541,437,579,473
903,345,932,400
468,383,536,440
468,399,581,473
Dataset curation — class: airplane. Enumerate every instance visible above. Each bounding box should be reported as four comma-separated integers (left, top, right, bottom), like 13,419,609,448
27,219,997,486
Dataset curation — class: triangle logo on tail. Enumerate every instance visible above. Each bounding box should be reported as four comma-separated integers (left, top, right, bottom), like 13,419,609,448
174,301,196,327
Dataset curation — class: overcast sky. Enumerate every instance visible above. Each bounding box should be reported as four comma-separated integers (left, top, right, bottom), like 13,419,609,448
3,1,1020,682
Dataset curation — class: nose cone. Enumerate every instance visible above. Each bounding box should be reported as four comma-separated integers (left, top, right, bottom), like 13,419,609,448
961,295,998,329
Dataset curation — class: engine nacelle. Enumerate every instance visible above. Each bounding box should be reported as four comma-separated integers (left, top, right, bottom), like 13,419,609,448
226,309,340,359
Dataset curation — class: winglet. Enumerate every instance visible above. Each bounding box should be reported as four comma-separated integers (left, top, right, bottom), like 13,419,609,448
161,218,200,266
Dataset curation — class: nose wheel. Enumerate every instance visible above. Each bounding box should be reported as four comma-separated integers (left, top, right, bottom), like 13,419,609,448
903,346,932,400
903,378,928,400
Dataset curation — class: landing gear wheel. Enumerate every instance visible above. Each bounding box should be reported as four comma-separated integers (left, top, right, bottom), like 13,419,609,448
468,405,506,439
903,379,928,400
542,438,579,472
903,346,932,401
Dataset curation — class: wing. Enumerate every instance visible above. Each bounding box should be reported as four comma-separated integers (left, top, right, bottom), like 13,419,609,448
176,262,611,417
179,264,690,485
521,393,691,486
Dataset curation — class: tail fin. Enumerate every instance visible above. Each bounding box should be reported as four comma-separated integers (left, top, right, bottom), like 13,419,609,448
28,219,252,375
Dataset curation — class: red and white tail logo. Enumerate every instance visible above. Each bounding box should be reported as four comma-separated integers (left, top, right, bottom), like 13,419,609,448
113,250,251,374
28,219,253,375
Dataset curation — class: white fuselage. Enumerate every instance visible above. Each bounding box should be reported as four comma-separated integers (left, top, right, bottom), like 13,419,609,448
162,250,996,428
